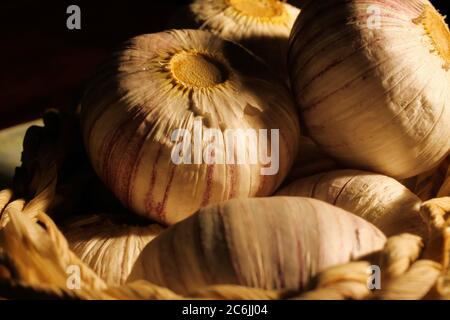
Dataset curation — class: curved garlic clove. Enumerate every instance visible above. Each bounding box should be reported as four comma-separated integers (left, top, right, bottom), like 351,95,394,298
80,29,301,225
188,0,300,76
62,215,164,286
128,197,386,294
289,0,450,179
277,170,426,237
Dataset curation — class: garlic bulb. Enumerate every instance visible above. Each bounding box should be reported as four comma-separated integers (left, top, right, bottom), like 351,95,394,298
62,215,164,285
129,197,386,294
277,170,426,237
289,0,450,178
189,0,300,76
80,29,300,225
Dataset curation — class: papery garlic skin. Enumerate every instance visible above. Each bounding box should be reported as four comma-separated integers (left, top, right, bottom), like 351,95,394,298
277,170,425,237
62,215,164,286
190,0,300,76
128,197,386,294
80,30,300,225
289,0,450,178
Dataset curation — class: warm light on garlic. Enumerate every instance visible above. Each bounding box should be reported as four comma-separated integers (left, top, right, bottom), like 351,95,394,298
289,0,450,178
277,170,426,237
189,0,300,75
80,29,300,225
62,215,164,285
128,197,386,294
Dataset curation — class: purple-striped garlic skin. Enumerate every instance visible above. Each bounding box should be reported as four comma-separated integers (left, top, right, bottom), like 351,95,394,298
128,197,386,293
277,169,426,237
289,0,450,179
80,30,300,225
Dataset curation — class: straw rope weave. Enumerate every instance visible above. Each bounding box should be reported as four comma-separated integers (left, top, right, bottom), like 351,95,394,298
0,110,449,300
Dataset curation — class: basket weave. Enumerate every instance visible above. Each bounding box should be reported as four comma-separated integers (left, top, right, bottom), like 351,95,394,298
0,110,449,300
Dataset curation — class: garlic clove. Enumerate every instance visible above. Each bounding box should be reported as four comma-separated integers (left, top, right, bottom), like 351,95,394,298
128,196,386,294
81,29,300,225
277,169,426,237
188,0,300,77
62,215,164,286
289,0,450,179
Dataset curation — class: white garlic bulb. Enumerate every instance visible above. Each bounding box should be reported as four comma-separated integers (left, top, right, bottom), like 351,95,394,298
129,197,386,294
289,0,450,178
80,29,300,225
62,215,164,285
277,170,426,237
189,0,300,76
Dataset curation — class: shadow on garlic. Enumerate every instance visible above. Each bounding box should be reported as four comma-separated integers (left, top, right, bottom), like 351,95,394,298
61,214,164,286
176,0,300,77
439,170,450,197
282,135,340,185
277,170,426,237
128,196,386,294
404,155,450,200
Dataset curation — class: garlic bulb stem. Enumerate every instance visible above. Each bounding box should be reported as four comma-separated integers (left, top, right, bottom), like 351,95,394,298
414,4,450,70
228,0,284,18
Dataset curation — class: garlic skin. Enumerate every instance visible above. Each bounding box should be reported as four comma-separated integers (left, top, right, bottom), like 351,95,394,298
80,30,300,225
289,0,450,178
189,0,300,76
129,197,386,294
277,170,425,237
62,215,164,286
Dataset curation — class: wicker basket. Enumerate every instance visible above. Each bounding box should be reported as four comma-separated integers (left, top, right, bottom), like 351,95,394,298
0,110,449,300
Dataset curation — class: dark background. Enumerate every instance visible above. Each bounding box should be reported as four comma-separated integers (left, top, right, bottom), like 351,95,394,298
0,0,448,129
